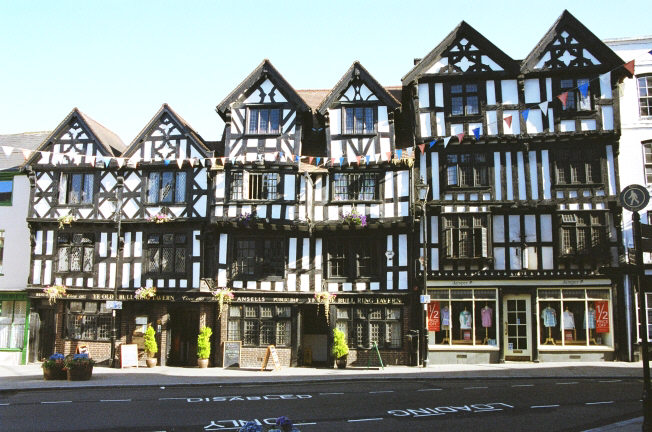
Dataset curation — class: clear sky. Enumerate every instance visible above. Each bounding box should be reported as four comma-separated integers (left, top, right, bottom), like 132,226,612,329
1,0,649,143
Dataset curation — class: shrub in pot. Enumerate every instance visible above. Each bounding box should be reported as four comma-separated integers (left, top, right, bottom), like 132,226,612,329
197,326,212,368
64,353,95,381
332,328,349,369
42,353,66,380
144,325,158,367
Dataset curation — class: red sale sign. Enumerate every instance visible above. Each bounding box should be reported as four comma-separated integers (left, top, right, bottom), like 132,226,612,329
595,301,610,333
428,301,440,331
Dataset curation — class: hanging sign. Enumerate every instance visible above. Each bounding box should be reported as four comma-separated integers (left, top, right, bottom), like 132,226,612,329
595,301,610,333
428,301,440,331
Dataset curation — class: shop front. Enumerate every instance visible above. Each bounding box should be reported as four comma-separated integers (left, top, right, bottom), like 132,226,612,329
0,292,30,365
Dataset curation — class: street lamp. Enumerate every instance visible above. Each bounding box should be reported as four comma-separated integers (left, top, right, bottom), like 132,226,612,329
415,177,430,368
110,175,124,368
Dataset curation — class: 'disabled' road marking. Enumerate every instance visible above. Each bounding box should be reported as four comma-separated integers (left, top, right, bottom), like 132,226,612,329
100,399,131,402
464,386,488,390
586,401,614,405
531,404,559,409
41,401,72,404
348,418,383,422
417,388,442,391
555,382,578,385
369,390,394,394
319,392,344,395
512,384,534,387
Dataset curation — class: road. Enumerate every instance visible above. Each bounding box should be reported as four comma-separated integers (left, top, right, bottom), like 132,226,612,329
0,377,643,431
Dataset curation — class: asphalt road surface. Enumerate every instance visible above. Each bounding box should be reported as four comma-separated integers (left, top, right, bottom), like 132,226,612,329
0,377,643,431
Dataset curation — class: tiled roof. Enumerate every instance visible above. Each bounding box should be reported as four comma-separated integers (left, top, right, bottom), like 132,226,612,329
296,90,330,111
0,132,51,171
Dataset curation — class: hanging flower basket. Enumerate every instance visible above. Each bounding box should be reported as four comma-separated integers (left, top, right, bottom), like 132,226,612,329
236,212,256,227
314,292,336,324
43,284,66,305
134,286,157,300
341,209,367,227
212,288,235,318
147,212,172,223
57,214,76,229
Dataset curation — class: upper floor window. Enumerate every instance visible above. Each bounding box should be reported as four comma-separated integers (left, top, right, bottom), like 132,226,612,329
450,84,479,116
230,171,281,201
232,237,285,280
0,230,4,274
59,173,94,205
343,107,375,134
560,78,591,111
644,143,652,185
146,233,187,275
638,75,652,118
248,108,280,135
446,154,488,188
57,233,94,273
332,173,377,201
328,237,378,279
559,213,606,256
0,176,13,205
442,215,489,259
147,171,186,204
554,149,601,185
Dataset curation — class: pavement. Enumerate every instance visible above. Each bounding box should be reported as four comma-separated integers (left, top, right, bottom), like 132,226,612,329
0,360,648,431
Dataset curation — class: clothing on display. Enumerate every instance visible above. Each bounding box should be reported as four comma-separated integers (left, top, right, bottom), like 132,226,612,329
481,306,493,328
563,308,575,330
541,306,557,327
583,307,596,330
459,308,472,329
442,306,450,327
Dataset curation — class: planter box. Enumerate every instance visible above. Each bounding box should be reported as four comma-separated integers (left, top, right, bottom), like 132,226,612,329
43,366,67,380
66,366,93,381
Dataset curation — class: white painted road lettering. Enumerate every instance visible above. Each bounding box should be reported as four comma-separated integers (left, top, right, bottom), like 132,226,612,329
388,402,513,418
189,394,312,403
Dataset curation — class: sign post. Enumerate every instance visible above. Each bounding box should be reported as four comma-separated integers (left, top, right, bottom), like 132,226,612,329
620,184,651,430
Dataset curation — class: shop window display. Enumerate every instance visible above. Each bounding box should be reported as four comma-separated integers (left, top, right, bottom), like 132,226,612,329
537,288,611,348
428,289,498,347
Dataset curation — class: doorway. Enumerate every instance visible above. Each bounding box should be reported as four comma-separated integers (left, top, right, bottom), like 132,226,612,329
502,295,532,360
300,304,329,366
167,307,199,366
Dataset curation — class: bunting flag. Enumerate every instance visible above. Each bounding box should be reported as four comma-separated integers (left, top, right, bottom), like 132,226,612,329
295,155,300,163
316,157,321,166
521,109,530,122
557,92,569,108
578,82,589,99
386,151,392,161
456,132,465,143
220,157,226,165
504,115,513,128
116,158,125,168
443,136,452,148
418,143,426,154
538,101,549,115
472,127,480,140
2,146,13,157
429,140,436,148
209,158,216,166
365,155,370,165
339,157,344,166
21,149,32,160
356,155,361,165
164,159,170,165
86,155,96,165
175,158,183,168
624,59,635,75
308,157,313,165
73,154,82,165
103,158,111,168
397,149,402,159
649,49,652,56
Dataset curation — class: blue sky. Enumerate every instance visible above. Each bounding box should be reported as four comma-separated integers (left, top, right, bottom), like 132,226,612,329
1,0,649,143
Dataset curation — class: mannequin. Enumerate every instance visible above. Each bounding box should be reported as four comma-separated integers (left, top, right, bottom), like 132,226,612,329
541,305,557,345
459,307,472,329
563,306,575,341
584,305,597,344
481,304,493,344
441,305,450,344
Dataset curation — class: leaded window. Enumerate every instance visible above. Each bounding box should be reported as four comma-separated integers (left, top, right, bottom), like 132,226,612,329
559,212,607,256
57,233,94,273
450,84,479,116
58,173,94,205
146,233,187,274
644,143,652,185
554,149,601,185
65,301,114,341
229,305,291,347
328,238,378,279
336,306,402,349
560,78,591,111
332,173,377,201
0,300,27,349
344,107,375,134
147,171,186,204
232,237,285,280
446,153,488,187
230,171,282,201
248,108,281,135
638,76,652,118
442,215,489,259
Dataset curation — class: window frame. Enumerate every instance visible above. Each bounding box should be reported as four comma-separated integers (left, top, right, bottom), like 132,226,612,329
65,301,115,342
341,105,377,135
145,232,188,276
442,214,490,260
327,237,379,280
0,299,27,349
448,83,480,117
247,107,281,135
55,232,95,274
58,172,95,205
558,212,607,257
445,153,489,189
331,172,379,202
0,230,4,275
637,75,652,118
228,304,291,348
645,143,652,186
554,149,602,186
231,236,286,281
229,171,283,201
0,174,14,206
146,170,187,205
558,77,592,113
335,306,402,350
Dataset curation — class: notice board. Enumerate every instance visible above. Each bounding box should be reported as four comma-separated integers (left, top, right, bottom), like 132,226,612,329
261,345,281,371
222,341,241,368
120,344,139,368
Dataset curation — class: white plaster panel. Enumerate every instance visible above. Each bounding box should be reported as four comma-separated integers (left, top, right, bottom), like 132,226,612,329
43,261,52,286
418,83,430,108
384,172,394,199
288,238,297,269
123,232,131,258
434,83,444,107
505,152,513,200
420,113,430,138
214,172,225,199
34,230,43,255
493,248,505,270
271,205,281,219
378,106,389,133
540,214,553,242
517,152,525,200
133,263,141,288
431,215,438,244
509,215,521,242
435,112,445,136
301,238,309,269
109,263,116,289
32,260,41,284
260,281,271,291
217,268,227,287
541,150,551,200
501,80,519,105
286,274,296,292
525,214,537,242
122,263,130,288
370,204,380,219
299,274,309,292
398,171,409,197
193,262,200,288
329,109,341,135
98,263,106,288
384,203,394,218
46,230,53,255
503,110,520,134
399,271,407,290
560,120,575,132
398,234,407,266
449,123,463,135
486,80,496,105
542,247,553,269
486,111,498,135
111,232,118,257
400,202,409,217
600,74,613,99
493,215,505,242
602,106,614,130
606,145,616,196
526,110,543,134
284,174,295,201
580,119,596,131
529,151,538,200
524,79,541,103
510,247,522,270
246,281,256,290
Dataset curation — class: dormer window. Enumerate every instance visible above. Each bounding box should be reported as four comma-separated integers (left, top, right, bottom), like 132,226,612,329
560,78,591,111
450,84,479,116
248,108,280,135
343,107,375,134
146,171,186,204
58,173,94,205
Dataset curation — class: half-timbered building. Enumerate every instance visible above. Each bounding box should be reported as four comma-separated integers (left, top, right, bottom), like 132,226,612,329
404,10,628,363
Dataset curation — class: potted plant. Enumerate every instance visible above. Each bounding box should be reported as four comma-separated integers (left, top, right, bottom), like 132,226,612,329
197,326,212,368
134,286,157,300
332,328,349,369
43,284,66,305
64,353,95,381
42,353,66,380
144,325,158,368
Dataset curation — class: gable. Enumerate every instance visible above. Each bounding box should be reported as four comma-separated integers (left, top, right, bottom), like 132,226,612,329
243,78,289,104
339,83,379,102
426,37,505,74
531,29,601,70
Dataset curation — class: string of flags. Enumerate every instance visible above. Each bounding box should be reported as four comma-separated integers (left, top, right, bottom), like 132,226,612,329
417,50,652,154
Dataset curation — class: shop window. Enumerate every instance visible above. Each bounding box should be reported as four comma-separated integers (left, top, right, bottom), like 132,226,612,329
558,213,606,257
332,173,378,201
559,78,591,111
248,107,281,135
445,153,488,188
343,107,376,134
635,292,652,342
537,288,612,348
327,238,379,279
146,233,187,275
58,173,94,205
65,301,114,341
336,306,402,349
637,75,652,118
232,237,285,280
554,149,601,185
0,300,26,349
450,84,479,116
0,176,13,205
644,143,652,186
229,171,282,201
228,305,290,347
442,215,489,259
146,171,186,204
56,233,94,273
428,289,498,347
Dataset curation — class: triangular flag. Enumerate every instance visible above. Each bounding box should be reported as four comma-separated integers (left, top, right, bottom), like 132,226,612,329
209,158,216,166
443,136,452,148
73,154,82,165
40,151,51,163
472,127,480,140
221,157,226,165
649,49,652,56
308,157,314,165
624,59,635,75
116,158,125,168
356,155,361,165
397,149,402,159
2,146,13,157
504,115,513,128
177,158,184,169
418,144,426,154
578,82,589,99
164,159,171,165
521,109,529,122
103,157,111,168
21,149,32,160
338,157,343,166
127,160,138,169
316,157,321,166
386,152,392,161
429,140,436,148
295,155,300,163
557,92,568,108
538,101,549,115
365,155,370,165
456,132,465,143
331,158,336,166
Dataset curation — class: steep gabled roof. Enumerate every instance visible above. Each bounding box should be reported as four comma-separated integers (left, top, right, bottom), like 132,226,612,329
402,21,518,84
521,10,625,74
0,131,51,171
316,62,400,114
122,104,210,158
24,107,125,167
215,59,310,119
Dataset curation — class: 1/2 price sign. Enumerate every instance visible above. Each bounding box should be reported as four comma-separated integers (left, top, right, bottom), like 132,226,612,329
595,301,610,333
428,301,440,331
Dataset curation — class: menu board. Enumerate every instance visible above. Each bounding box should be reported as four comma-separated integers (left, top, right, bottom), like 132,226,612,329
222,341,241,369
120,344,139,368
